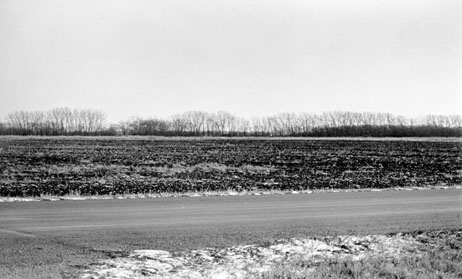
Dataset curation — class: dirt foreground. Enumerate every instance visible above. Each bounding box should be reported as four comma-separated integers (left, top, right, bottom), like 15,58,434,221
80,230,462,279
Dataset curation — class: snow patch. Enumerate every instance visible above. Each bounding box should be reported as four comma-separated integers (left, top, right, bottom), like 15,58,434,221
1,185,460,203
80,234,421,279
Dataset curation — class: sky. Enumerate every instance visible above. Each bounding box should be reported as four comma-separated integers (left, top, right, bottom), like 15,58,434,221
0,0,460,123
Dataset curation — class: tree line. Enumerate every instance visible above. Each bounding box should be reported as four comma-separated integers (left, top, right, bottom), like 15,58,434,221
1,108,461,137
1,108,106,135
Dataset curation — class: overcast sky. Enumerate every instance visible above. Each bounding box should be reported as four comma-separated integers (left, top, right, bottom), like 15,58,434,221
0,0,460,123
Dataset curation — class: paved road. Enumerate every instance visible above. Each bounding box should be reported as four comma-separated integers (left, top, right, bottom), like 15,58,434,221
1,189,461,237
0,189,461,278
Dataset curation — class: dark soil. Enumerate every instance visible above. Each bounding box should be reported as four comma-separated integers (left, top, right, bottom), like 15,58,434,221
1,137,461,197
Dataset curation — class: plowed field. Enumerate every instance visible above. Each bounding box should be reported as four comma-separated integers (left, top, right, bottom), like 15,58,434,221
0,137,461,197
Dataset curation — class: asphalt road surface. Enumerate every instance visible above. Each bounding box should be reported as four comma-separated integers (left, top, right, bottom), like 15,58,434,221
1,188,461,278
